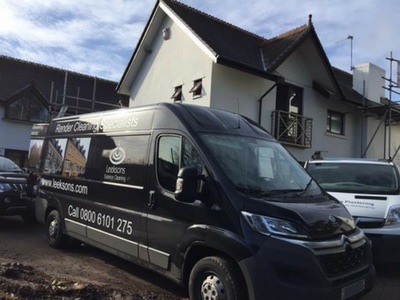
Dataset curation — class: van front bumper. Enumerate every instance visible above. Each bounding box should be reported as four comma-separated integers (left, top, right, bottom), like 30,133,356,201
238,230,375,300
362,222,400,236
365,232,400,263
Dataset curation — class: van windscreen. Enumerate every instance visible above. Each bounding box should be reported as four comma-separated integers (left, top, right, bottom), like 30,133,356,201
200,134,322,199
307,162,399,194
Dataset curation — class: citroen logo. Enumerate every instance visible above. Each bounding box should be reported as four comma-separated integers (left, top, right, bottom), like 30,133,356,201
340,235,351,246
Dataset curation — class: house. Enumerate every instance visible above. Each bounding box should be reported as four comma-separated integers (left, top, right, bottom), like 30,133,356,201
0,55,128,167
117,0,399,163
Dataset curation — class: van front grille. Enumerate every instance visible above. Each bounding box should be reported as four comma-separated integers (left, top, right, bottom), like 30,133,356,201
318,244,366,278
356,218,385,229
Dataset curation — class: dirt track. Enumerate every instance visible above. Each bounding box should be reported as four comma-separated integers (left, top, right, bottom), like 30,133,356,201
0,216,188,300
1,215,400,299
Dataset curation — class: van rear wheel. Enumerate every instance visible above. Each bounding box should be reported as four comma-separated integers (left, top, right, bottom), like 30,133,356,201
46,210,67,248
189,256,245,300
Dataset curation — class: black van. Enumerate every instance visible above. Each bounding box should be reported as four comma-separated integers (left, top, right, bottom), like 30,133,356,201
32,103,374,300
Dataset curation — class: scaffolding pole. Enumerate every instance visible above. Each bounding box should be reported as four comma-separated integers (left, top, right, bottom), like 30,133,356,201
383,52,400,159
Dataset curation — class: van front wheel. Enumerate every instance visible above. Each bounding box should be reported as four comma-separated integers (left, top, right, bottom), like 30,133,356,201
189,256,246,300
46,210,67,248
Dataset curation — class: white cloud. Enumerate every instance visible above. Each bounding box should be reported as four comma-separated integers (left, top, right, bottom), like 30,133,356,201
0,0,399,95
0,0,154,81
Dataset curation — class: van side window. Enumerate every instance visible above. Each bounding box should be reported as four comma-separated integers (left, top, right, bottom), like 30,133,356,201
41,135,150,187
85,135,150,186
158,136,203,192
42,138,68,175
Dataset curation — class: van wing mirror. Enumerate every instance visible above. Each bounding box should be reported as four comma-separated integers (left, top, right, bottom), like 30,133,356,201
175,166,199,203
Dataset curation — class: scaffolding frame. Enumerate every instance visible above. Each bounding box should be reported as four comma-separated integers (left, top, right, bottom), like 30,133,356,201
49,71,124,120
362,52,400,160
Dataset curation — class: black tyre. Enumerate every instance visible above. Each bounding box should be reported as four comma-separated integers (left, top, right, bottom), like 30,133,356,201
189,256,246,300
46,210,68,248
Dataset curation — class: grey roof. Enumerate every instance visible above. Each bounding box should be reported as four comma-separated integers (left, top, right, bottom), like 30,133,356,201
163,0,267,72
161,1,333,78
0,55,128,115
332,67,400,120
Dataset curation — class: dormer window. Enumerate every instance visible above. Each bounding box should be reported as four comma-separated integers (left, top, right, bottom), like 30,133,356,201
5,85,49,123
189,79,202,98
327,110,345,135
171,85,182,102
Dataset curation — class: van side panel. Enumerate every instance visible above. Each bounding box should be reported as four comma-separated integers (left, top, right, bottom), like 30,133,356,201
39,108,154,264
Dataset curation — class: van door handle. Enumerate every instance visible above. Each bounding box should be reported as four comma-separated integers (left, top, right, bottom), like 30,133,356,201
148,190,156,210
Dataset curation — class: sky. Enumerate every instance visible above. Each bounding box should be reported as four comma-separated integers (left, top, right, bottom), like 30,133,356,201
0,0,399,99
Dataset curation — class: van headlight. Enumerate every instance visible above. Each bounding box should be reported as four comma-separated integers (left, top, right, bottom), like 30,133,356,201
385,204,400,225
241,211,309,239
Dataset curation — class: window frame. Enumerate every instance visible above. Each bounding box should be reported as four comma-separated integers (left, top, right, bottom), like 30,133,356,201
156,135,204,192
189,79,202,98
6,96,49,123
171,85,183,102
327,110,345,135
5,84,49,123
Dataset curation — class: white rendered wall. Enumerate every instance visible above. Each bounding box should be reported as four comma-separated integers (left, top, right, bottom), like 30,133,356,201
210,64,275,128
129,18,212,107
353,63,385,103
0,106,32,154
277,51,363,162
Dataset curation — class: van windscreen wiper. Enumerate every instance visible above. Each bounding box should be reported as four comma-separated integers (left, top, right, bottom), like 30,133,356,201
294,178,314,197
258,189,303,197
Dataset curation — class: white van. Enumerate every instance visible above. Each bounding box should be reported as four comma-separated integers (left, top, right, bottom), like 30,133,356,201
305,158,400,238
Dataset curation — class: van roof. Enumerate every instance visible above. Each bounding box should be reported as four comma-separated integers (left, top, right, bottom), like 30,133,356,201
48,103,274,139
307,158,394,166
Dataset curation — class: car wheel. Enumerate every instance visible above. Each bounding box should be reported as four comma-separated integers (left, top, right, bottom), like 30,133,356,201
46,210,67,248
189,256,246,300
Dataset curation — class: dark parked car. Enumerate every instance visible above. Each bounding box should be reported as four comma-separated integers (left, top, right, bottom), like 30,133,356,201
0,156,36,222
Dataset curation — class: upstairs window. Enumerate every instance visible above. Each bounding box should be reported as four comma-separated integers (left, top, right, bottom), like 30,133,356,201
276,83,303,114
171,85,182,102
327,110,344,135
6,92,48,123
189,79,202,98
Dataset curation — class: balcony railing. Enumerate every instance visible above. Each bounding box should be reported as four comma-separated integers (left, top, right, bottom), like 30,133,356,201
271,110,312,148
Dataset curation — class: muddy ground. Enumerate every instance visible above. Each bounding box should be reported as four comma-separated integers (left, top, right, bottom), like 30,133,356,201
0,216,188,300
1,215,400,299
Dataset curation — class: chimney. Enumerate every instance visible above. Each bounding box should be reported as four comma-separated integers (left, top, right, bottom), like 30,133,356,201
353,63,385,103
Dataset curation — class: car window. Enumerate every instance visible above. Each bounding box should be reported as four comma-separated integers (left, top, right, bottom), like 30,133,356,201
0,157,23,173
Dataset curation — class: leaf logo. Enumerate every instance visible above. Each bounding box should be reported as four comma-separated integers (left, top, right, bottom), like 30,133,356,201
109,147,125,165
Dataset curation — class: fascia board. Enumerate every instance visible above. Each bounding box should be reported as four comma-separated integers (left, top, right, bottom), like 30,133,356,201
117,6,164,95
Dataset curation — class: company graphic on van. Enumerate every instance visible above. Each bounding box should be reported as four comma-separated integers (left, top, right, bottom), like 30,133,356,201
344,200,375,209
104,164,127,183
67,205,133,235
109,146,126,165
55,121,99,134
41,177,88,195
48,110,154,136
